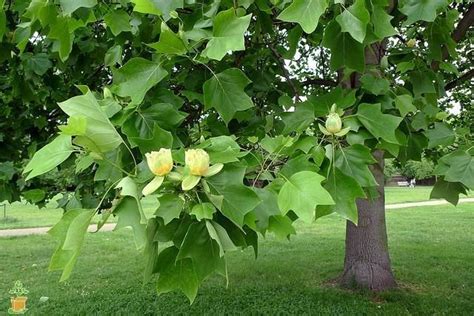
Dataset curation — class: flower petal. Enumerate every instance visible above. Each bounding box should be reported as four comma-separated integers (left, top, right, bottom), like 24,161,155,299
181,175,201,191
142,176,164,196
204,163,224,177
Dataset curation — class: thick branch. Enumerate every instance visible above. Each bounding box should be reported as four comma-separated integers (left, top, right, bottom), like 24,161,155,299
433,4,474,70
453,4,474,43
445,68,474,91
268,44,300,100
301,78,338,87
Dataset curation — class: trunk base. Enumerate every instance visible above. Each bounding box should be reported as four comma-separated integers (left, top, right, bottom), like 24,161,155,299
340,260,397,291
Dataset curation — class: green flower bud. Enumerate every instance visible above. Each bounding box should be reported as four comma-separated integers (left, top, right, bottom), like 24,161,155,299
325,112,342,134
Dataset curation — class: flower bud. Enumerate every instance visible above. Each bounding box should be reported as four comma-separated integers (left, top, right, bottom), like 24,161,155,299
185,149,210,176
325,112,342,134
145,149,173,176
407,39,416,48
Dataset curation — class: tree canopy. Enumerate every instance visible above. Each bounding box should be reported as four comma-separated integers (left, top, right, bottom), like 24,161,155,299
1,0,472,302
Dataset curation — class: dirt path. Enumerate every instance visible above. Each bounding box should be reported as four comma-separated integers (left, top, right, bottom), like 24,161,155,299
1,198,473,238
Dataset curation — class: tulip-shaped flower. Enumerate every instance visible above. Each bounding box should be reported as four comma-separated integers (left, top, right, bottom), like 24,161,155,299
182,149,223,190
142,149,173,196
318,104,350,137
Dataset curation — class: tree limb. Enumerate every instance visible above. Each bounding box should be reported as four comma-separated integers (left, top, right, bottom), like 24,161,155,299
301,78,338,87
432,3,474,70
445,68,474,91
268,44,301,100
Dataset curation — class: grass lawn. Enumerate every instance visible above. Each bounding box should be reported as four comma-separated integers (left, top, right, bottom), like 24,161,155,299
384,186,473,204
0,203,473,314
2,186,473,230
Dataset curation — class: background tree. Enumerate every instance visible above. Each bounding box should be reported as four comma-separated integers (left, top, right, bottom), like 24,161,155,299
1,0,473,302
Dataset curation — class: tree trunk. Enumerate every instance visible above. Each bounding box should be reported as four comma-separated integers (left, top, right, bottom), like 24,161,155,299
340,150,397,290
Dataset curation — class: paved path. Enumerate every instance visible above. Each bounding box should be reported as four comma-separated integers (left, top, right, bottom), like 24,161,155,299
1,198,473,238
385,198,474,209
0,223,116,237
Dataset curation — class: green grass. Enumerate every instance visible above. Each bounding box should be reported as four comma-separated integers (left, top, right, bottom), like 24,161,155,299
0,204,473,315
0,198,157,230
385,186,473,204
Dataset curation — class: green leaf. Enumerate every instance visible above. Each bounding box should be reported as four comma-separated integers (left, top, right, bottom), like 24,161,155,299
424,122,455,148
251,187,282,233
191,203,216,221
202,8,252,61
153,0,183,21
112,57,168,104
148,23,186,55
23,188,46,203
430,178,467,206
203,68,254,124
198,136,245,164
278,171,334,223
277,0,329,34
399,0,448,25
24,135,74,181
60,0,96,15
360,74,390,96
395,95,417,117
268,215,296,239
206,220,237,256
22,53,52,76
156,193,184,224
371,5,396,39
335,0,370,43
356,103,403,144
176,222,225,280
113,197,147,250
115,177,147,224
206,164,261,227
281,101,315,134
131,0,160,15
435,150,474,190
334,144,377,187
105,45,123,66
104,10,131,36
48,17,73,61
318,168,365,223
48,209,95,281
58,92,123,153
156,247,199,304
322,21,365,72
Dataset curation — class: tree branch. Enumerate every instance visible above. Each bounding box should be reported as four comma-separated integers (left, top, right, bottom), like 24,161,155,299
432,3,474,70
452,3,474,43
445,68,474,91
268,44,301,101
301,78,338,87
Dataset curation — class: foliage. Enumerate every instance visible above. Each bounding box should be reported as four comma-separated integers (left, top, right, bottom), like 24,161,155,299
1,0,473,302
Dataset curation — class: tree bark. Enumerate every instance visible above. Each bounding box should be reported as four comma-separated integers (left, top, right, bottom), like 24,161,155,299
338,40,397,290
340,150,397,290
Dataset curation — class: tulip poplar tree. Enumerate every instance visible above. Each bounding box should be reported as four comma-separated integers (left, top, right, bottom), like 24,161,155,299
1,0,473,303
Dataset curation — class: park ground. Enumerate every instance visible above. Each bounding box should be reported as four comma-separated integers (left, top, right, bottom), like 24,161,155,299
0,187,473,314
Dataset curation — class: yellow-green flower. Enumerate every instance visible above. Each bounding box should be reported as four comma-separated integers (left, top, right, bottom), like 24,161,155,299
146,149,173,176
185,149,210,176
182,149,223,191
142,149,173,196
